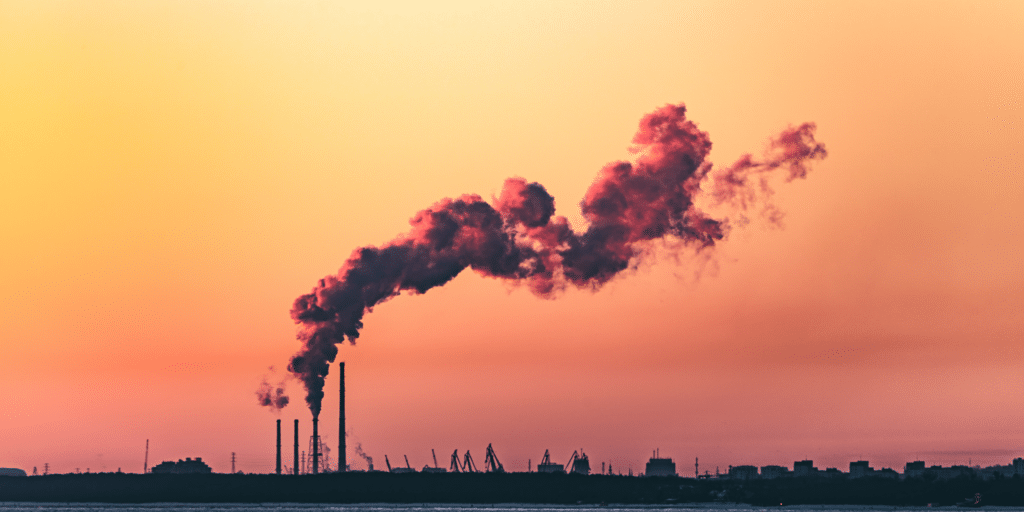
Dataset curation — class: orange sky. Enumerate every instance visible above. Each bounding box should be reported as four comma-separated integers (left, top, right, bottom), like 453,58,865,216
2,1,1022,476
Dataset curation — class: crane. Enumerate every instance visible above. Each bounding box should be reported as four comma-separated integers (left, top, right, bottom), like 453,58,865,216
565,449,590,475
463,450,479,472
484,443,505,473
385,453,415,473
565,451,578,473
541,449,553,465
537,449,565,473
421,449,447,473
450,450,462,472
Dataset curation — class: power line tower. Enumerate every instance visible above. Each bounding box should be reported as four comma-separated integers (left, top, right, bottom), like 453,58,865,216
307,433,323,473
43,463,49,475
231,452,236,473
144,439,149,474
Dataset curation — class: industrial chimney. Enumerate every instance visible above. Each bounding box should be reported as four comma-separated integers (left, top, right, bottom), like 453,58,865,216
339,361,346,472
312,417,319,474
293,419,299,475
276,419,282,475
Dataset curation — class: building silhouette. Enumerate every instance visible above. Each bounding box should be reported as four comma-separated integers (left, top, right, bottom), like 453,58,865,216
150,457,212,474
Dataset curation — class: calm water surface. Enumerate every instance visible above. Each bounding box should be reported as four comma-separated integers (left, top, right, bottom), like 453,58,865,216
4,505,1024,512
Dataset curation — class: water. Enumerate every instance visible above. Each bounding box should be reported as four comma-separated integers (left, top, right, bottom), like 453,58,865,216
3,505,1024,512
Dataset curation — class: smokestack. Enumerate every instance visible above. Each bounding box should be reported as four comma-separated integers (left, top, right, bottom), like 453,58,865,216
293,419,299,475
312,417,319,474
339,362,346,472
276,419,282,475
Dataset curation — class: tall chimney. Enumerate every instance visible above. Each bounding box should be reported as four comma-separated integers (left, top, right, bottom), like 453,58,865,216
312,417,319,474
293,419,299,475
276,419,282,475
339,361,346,472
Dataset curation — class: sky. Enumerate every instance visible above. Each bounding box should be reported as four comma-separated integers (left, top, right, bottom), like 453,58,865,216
1,0,1022,476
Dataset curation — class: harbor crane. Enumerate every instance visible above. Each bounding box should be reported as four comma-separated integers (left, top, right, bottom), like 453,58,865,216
537,449,565,473
463,450,479,472
384,454,415,473
484,443,505,473
422,449,447,473
447,449,479,472
450,450,461,472
565,449,590,475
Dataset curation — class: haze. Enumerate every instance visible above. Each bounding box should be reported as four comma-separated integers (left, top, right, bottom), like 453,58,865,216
1,1,1021,476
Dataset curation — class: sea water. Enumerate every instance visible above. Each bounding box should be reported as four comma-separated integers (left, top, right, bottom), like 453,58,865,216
3,505,1024,512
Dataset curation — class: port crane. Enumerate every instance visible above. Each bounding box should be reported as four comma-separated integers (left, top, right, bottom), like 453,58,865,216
565,449,590,475
484,443,505,473
537,449,565,473
384,454,415,473
449,450,461,472
463,450,479,472
421,449,447,473
447,449,479,472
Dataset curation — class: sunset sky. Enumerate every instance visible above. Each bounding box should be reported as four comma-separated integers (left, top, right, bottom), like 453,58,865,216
2,1,1022,476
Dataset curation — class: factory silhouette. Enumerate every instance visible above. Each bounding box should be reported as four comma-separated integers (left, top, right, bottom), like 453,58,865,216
165,361,1024,483
6,360,1024,506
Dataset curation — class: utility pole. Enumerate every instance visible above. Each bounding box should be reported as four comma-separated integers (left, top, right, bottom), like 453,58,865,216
696,457,699,479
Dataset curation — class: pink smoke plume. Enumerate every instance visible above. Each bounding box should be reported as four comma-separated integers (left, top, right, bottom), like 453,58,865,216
288,103,827,416
256,373,290,411
709,122,828,226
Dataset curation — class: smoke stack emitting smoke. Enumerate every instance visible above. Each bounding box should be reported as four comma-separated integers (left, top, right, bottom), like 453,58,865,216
355,442,373,471
284,103,826,417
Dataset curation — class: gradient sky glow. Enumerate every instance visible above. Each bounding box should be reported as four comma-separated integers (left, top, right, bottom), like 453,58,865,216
2,1,1022,476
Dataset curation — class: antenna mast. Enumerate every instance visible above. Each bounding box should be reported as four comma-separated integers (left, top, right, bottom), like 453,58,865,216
143,439,149,474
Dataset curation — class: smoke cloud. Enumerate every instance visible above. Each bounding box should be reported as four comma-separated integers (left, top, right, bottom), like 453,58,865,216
256,370,290,411
708,122,828,226
288,103,827,416
355,442,373,471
